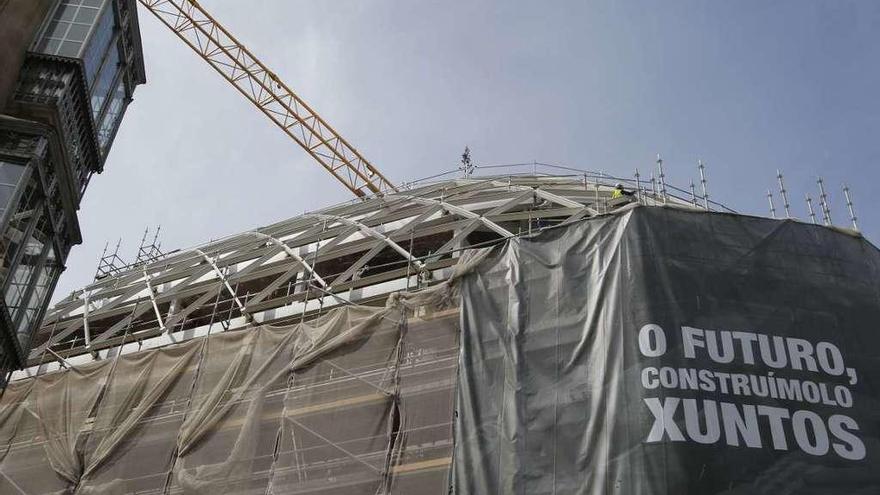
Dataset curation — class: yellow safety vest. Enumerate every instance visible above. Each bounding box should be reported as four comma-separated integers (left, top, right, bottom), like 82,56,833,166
611,188,623,199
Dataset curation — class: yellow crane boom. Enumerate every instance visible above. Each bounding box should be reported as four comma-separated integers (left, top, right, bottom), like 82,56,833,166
137,0,397,197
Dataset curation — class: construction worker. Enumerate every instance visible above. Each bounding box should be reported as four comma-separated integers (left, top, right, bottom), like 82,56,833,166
611,183,632,199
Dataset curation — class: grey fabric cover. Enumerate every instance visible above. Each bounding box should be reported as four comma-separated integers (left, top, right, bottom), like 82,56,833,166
453,206,880,494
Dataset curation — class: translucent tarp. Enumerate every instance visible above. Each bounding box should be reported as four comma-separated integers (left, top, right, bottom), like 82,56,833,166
0,303,460,494
452,206,880,494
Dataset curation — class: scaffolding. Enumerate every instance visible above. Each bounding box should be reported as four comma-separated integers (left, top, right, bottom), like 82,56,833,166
0,306,460,494
20,174,704,374
17,163,869,379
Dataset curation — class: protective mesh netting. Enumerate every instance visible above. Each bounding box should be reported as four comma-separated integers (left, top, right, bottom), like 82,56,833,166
0,303,460,494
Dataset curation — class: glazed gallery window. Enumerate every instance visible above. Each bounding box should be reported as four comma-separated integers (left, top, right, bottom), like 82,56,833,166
34,0,109,60
0,161,25,222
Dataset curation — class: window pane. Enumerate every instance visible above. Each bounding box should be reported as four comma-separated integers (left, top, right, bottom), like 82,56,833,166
5,253,36,310
0,178,37,281
18,308,35,333
4,211,51,337
0,185,15,217
57,40,82,57
47,21,70,39
36,0,110,63
0,162,25,187
66,23,90,42
17,260,59,347
0,162,25,226
74,6,99,24
83,3,115,84
98,76,127,153
36,38,60,54
58,6,77,22
90,44,120,118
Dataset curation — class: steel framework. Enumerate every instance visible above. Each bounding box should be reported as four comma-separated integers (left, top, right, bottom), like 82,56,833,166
137,0,397,197
18,174,698,378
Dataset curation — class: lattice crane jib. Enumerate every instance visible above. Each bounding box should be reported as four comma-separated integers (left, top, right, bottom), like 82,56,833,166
137,0,398,198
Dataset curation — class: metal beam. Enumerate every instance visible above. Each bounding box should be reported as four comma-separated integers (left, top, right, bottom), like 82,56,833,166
393,194,513,237
247,231,328,288
192,249,251,323
330,204,444,286
142,267,167,332
163,282,225,329
303,213,425,272
433,189,535,255
244,265,301,308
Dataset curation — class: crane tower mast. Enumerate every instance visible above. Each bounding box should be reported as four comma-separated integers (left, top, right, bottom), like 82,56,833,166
137,0,398,197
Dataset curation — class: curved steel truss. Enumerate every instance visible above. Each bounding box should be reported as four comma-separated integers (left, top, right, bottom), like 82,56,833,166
20,175,697,377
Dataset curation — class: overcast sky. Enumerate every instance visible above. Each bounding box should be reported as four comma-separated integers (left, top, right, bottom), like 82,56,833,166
52,0,880,301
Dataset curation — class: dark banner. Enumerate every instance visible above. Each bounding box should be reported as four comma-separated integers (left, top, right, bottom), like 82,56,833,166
452,206,880,494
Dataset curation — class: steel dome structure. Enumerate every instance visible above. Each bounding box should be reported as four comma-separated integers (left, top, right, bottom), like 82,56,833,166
18,173,702,377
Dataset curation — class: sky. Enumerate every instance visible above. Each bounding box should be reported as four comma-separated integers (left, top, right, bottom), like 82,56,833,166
52,0,880,301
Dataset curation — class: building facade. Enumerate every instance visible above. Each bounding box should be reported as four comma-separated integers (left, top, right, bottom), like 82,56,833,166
0,0,145,378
